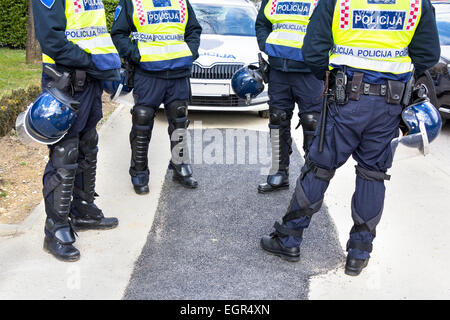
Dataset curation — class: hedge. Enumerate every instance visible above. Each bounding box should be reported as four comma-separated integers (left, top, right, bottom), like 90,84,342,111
0,0,119,49
104,0,120,31
0,0,28,48
0,85,41,137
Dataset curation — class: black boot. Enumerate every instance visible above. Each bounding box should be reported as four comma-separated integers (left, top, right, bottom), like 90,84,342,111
344,255,369,276
130,169,150,195
71,129,119,231
260,108,293,193
260,233,300,262
43,218,80,262
169,162,198,188
71,200,118,231
258,169,289,193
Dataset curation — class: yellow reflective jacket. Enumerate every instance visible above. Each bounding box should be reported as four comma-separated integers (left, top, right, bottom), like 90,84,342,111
329,0,421,75
43,0,120,71
130,0,193,71
264,0,319,61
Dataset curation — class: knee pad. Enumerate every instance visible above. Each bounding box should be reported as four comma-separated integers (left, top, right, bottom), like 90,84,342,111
166,100,189,131
50,137,79,170
269,108,290,129
132,105,156,131
300,112,320,154
300,112,320,132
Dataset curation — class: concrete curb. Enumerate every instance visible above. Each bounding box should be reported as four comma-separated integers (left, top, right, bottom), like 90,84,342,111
0,103,126,238
0,202,43,237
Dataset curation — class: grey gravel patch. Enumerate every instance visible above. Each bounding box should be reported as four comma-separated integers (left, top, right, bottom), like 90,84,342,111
124,129,344,300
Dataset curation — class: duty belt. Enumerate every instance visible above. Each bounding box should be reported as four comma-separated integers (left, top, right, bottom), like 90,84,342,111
346,82,387,97
344,72,406,104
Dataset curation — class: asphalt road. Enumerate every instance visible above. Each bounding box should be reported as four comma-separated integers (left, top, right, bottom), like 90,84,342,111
123,129,344,300
1,107,448,300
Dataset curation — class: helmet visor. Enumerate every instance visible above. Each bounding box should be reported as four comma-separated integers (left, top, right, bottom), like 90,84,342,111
391,122,430,157
15,109,35,145
15,104,66,145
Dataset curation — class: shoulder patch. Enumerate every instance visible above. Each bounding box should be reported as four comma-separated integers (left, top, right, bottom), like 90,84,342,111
114,5,122,21
40,0,55,9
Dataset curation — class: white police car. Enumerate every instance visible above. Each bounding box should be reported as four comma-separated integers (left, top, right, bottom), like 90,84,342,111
416,1,450,125
189,0,269,117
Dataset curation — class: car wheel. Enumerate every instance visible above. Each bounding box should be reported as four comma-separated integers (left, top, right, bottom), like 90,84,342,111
416,71,439,109
258,110,270,118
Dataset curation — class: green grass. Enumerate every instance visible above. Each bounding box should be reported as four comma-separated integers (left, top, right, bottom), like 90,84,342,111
0,48,42,97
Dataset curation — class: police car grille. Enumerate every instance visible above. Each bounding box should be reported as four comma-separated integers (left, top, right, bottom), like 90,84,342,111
191,64,244,80
189,95,247,107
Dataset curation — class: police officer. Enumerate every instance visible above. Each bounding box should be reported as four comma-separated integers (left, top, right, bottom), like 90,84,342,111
255,0,323,193
260,0,440,275
33,0,122,261
111,0,202,194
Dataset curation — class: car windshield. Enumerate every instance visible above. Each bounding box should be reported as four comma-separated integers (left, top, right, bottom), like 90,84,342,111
436,12,450,46
191,4,256,36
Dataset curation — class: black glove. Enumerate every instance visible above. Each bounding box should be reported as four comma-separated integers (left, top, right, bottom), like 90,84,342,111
43,65,73,95
258,53,270,84
411,83,428,104
123,59,135,89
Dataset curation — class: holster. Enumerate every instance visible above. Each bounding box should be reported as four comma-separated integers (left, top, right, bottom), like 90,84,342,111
386,80,405,105
72,70,87,93
349,72,364,101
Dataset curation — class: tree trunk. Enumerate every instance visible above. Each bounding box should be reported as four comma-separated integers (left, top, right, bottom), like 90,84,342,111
26,0,41,65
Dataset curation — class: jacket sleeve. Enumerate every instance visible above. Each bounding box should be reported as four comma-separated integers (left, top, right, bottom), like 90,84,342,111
110,0,141,64
255,0,272,52
409,0,441,78
185,1,202,61
302,0,336,81
32,0,93,69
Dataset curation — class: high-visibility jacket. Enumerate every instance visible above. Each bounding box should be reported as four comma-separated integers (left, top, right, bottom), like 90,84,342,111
42,0,120,71
130,0,193,71
264,0,319,61
329,0,421,75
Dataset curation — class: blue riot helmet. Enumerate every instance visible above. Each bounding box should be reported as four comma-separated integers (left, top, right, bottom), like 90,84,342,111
393,98,442,155
231,65,265,104
102,68,132,101
15,87,80,145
